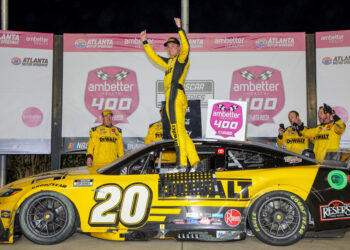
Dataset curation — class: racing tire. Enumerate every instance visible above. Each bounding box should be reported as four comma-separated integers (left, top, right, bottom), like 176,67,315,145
248,191,308,246
19,191,77,244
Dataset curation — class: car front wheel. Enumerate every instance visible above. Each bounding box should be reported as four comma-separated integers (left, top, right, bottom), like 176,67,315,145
19,191,77,244
248,191,308,246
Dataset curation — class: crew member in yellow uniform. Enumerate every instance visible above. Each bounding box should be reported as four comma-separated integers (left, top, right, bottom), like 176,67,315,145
144,109,163,144
300,104,346,160
86,109,124,168
140,17,200,172
145,108,176,163
277,110,309,154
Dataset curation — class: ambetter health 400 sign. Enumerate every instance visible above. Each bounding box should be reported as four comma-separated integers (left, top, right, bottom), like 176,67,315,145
206,99,247,141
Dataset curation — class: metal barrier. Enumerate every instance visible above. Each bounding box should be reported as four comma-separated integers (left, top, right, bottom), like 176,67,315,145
0,155,6,187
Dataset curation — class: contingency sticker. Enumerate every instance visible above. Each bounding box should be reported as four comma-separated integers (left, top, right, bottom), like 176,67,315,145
1,210,11,219
284,156,302,164
224,209,241,227
74,179,94,187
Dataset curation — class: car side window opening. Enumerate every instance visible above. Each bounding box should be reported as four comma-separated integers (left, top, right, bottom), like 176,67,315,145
121,147,178,175
226,150,244,170
119,144,225,175
120,153,152,175
156,148,217,174
226,149,273,170
225,148,313,170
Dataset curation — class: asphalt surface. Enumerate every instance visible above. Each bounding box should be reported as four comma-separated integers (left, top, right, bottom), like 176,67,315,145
2,231,350,250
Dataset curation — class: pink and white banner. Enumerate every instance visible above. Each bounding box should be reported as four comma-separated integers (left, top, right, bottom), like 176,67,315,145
0,31,53,154
316,30,350,145
62,32,306,148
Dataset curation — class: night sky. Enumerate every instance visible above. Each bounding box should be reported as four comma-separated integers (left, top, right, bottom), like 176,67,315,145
4,0,350,35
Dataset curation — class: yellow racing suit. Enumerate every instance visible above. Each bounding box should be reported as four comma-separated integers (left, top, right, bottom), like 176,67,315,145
300,117,346,160
143,28,200,167
276,126,309,154
86,125,124,167
144,121,176,163
144,121,163,144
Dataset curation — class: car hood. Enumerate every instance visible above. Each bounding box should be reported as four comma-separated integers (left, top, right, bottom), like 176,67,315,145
4,166,94,188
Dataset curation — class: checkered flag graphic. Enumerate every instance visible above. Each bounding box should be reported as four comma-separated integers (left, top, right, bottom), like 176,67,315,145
240,70,255,80
218,104,226,110
258,70,273,80
114,70,129,81
229,105,237,111
95,70,110,80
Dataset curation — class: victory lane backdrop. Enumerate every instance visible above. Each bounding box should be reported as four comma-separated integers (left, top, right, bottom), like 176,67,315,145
316,30,350,146
0,30,53,154
62,32,307,152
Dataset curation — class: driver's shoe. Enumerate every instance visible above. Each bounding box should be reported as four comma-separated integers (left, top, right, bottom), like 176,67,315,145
189,167,197,173
190,162,204,173
174,165,187,173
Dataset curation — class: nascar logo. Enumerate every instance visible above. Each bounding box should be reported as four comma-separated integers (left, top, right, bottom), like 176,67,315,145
68,142,88,149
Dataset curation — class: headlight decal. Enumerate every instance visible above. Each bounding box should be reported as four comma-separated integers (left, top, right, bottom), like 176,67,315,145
0,188,22,197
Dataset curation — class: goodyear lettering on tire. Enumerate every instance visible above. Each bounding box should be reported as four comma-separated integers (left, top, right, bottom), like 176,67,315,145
290,195,307,235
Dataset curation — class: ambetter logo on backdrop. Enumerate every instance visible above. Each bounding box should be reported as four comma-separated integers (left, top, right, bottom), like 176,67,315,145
230,66,285,126
84,66,139,124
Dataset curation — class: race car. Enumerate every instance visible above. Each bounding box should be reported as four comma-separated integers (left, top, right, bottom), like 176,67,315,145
1,139,350,246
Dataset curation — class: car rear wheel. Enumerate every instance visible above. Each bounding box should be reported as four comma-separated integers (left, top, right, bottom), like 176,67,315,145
248,191,308,246
19,191,76,244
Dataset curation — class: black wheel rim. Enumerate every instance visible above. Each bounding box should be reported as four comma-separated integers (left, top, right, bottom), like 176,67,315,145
257,196,301,239
25,196,68,238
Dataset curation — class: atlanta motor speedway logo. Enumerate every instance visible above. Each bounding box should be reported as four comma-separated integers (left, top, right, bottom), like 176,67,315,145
322,56,350,65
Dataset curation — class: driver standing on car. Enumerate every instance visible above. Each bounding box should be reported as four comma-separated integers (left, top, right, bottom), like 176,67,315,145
86,109,124,168
299,103,346,160
140,17,200,172
276,110,309,154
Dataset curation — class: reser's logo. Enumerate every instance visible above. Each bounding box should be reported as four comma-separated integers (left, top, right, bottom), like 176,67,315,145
320,200,350,221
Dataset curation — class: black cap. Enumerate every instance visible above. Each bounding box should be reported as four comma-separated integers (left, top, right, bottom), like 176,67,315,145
164,37,180,47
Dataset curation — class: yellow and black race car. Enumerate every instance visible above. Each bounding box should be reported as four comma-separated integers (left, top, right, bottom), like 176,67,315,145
1,139,350,246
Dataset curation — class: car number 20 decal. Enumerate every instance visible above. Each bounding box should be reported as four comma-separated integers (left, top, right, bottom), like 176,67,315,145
89,183,153,227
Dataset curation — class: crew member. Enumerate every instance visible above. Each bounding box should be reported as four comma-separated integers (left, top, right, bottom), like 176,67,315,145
144,108,176,163
276,110,309,154
140,17,200,172
86,109,124,168
144,108,164,144
300,103,346,160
